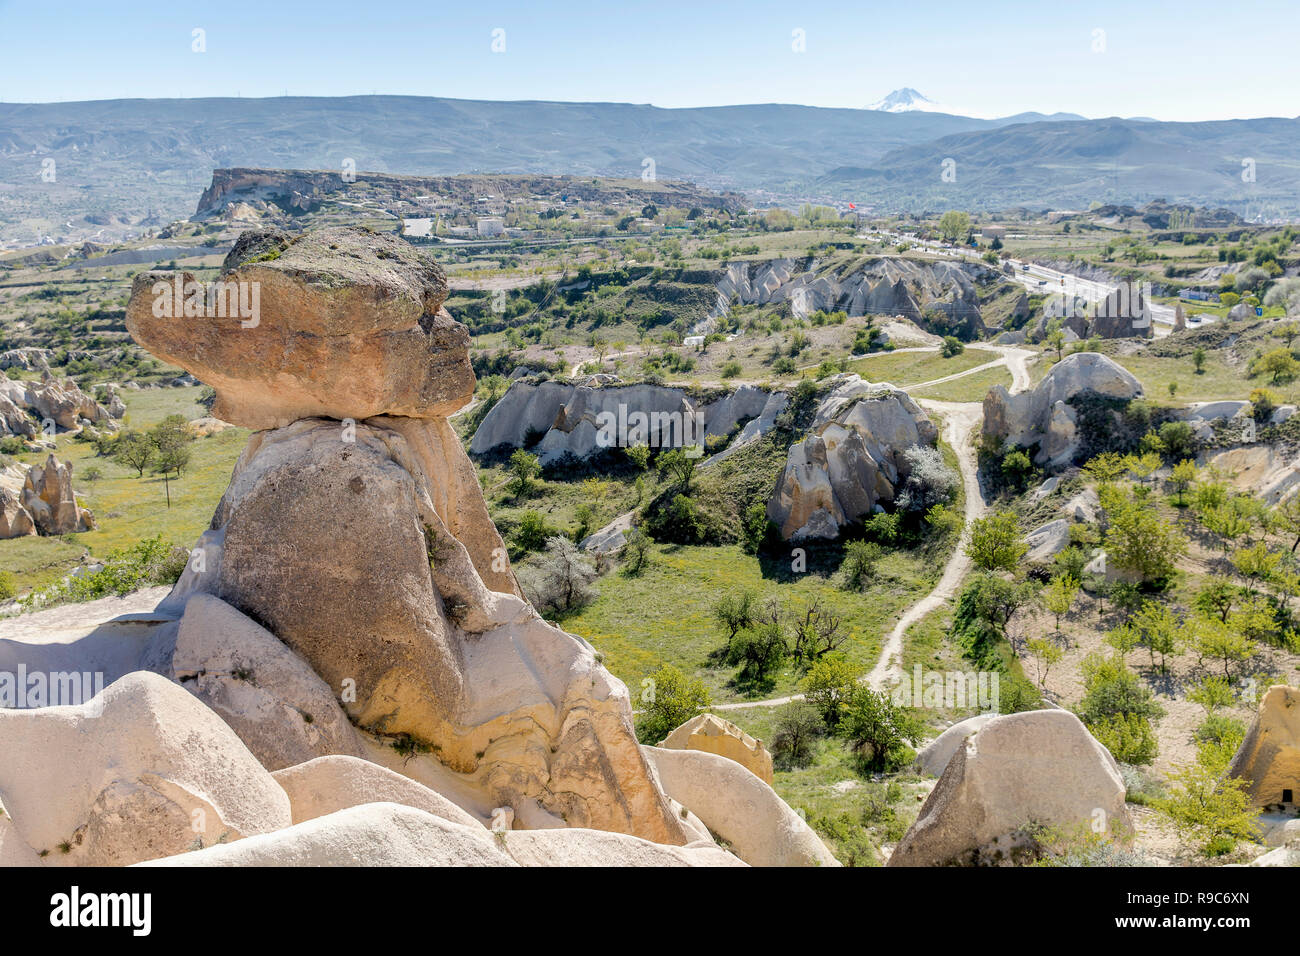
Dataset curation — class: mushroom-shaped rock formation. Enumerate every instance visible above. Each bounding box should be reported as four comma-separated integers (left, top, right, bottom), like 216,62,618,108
124,228,709,849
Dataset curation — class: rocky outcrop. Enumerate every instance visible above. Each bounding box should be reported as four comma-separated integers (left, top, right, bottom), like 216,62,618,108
171,593,368,771
1228,685,1300,808
1024,518,1071,564
0,455,95,539
709,256,991,339
983,353,1143,469
126,228,476,430
889,710,1131,867
768,374,937,540
271,755,483,829
0,672,292,866
660,713,775,784
914,714,996,777
470,379,786,466
643,746,839,867
123,227,717,852
0,370,116,436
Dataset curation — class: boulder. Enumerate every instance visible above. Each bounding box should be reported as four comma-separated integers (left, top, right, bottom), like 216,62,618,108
580,511,635,554
0,488,36,539
0,370,112,433
1029,476,1061,501
888,710,1131,867
659,713,775,784
1261,815,1300,847
768,375,937,540
497,827,743,867
643,746,839,867
125,227,476,430
19,455,94,535
137,803,515,868
171,593,368,771
983,353,1143,468
915,714,997,777
1228,685,1300,808
1249,845,1300,867
0,671,291,866
271,755,483,829
1025,518,1072,564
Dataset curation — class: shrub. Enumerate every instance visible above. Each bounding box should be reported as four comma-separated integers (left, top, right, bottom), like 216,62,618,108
0,571,16,601
771,700,825,770
633,664,711,744
896,446,959,512
837,686,922,772
940,335,965,357
513,510,557,553
840,539,882,591
28,535,188,606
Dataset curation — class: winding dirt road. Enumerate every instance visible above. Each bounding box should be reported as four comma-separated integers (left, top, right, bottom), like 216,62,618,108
716,343,1034,711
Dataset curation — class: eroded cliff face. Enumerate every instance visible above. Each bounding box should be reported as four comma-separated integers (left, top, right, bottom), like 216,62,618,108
127,225,688,845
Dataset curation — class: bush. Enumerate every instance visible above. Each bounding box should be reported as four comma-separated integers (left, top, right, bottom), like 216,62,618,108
896,446,959,512
516,536,597,613
633,664,711,745
29,535,188,606
0,571,16,601
837,686,922,772
841,539,883,591
771,700,825,770
513,510,557,553
940,335,965,357
720,361,742,379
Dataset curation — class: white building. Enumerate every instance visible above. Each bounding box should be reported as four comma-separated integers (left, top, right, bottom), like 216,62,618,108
477,217,505,237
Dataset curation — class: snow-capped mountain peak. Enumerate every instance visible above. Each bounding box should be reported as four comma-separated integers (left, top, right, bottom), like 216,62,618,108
866,88,948,114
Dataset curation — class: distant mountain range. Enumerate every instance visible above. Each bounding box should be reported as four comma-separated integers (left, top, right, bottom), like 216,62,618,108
0,95,1297,242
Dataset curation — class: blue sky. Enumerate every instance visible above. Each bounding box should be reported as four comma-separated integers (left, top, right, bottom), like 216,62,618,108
0,0,1296,120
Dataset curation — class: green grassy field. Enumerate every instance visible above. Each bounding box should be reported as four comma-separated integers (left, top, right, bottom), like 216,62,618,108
911,364,1013,403
559,541,939,704
844,347,989,386
1,386,246,594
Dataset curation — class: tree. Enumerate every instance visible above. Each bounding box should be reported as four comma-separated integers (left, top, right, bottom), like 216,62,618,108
1272,495,1300,553
1099,484,1187,586
937,210,972,244
895,445,959,511
521,536,597,612
1168,459,1197,506
1155,755,1260,856
1189,614,1257,680
1077,652,1163,764
1044,319,1066,362
1231,542,1279,593
1000,449,1034,491
1041,574,1079,633
656,448,696,495
1192,347,1206,374
801,653,861,728
513,510,556,553
621,526,652,576
1132,601,1180,674
507,449,541,498
1026,637,1063,687
837,686,922,772
965,511,1027,572
1256,347,1300,384
940,335,965,357
712,589,756,653
791,596,846,661
1188,676,1235,715
633,664,711,744
770,701,825,770
112,430,155,478
841,539,882,591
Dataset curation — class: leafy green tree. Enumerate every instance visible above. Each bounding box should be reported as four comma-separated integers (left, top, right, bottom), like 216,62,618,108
513,509,556,553
1256,347,1300,384
507,448,542,497
965,511,1027,572
1041,574,1080,632
712,589,756,653
634,664,711,745
1189,614,1258,680
801,653,862,728
1026,637,1063,687
771,700,825,770
1168,459,1197,506
1154,752,1259,856
656,448,696,494
937,210,972,243
1099,484,1187,586
112,429,155,478
1132,601,1180,674
841,539,883,591
837,686,923,772
940,335,965,357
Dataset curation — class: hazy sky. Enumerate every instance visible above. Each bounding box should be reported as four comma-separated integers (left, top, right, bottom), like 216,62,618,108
1,0,1296,120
